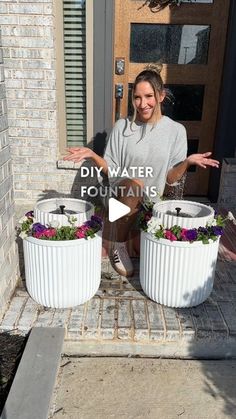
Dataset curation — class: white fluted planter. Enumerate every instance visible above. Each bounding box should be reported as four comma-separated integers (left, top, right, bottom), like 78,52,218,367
140,231,219,308
34,198,94,227
23,233,102,308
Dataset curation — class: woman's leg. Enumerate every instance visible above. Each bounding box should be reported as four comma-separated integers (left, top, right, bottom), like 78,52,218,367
114,177,143,241
111,178,143,276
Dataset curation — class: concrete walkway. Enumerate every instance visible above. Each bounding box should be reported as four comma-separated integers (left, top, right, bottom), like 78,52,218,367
48,357,236,419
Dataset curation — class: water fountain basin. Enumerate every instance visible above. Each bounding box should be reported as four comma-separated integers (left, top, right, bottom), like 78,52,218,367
153,200,214,229
34,198,94,227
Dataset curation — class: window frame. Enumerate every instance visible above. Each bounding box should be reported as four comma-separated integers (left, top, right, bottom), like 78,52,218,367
55,0,94,155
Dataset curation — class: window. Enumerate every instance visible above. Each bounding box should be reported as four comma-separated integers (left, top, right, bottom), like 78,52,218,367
130,24,210,65
56,0,93,152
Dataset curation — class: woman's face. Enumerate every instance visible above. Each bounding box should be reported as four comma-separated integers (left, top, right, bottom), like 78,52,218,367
134,81,165,123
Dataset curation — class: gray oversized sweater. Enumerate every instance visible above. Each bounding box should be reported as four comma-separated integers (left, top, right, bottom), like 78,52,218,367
103,116,187,202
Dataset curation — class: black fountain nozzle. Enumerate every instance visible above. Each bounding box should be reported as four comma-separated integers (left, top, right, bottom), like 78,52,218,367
59,205,66,215
175,207,181,217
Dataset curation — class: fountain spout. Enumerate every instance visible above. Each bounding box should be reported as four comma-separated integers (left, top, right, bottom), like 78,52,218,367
59,205,66,215
175,207,181,217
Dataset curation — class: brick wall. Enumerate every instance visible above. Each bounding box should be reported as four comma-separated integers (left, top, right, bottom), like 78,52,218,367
0,29,19,316
0,0,81,204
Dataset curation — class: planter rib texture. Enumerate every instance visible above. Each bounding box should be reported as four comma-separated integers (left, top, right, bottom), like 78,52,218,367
140,231,219,308
23,233,102,308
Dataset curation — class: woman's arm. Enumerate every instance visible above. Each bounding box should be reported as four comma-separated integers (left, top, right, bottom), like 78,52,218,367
63,147,108,175
167,152,220,185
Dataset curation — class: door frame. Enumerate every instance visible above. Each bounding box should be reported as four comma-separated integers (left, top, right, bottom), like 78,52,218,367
93,0,236,199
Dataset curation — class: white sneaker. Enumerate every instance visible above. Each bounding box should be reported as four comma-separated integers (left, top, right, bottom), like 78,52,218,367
111,242,134,277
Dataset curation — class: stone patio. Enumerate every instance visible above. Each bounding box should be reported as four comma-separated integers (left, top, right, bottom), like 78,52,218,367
1,203,236,359
1,246,236,359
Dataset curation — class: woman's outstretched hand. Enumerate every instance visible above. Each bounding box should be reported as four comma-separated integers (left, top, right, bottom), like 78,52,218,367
187,152,220,169
63,147,94,163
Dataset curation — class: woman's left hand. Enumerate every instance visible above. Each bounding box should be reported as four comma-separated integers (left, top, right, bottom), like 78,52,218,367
187,152,220,169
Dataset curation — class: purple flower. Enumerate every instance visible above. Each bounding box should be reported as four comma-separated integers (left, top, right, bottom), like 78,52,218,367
211,226,224,236
25,210,34,218
32,223,47,234
198,227,208,235
84,215,103,230
91,215,103,226
185,229,198,241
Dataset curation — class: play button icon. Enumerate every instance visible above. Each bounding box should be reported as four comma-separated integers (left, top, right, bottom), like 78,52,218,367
108,198,131,222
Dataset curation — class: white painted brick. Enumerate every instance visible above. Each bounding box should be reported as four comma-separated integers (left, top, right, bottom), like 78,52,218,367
0,65,5,82
0,4,8,13
17,297,39,331
34,308,55,327
19,0,52,2
22,60,53,70
13,69,45,80
8,4,44,14
3,59,22,69
7,99,25,108
16,109,47,119
5,79,23,89
83,299,101,338
44,3,53,14
24,99,56,109
3,37,54,48
50,308,71,328
8,118,27,128
27,119,56,129
0,296,27,330
0,16,19,25
18,15,54,26
11,48,51,59
68,305,85,336
24,79,56,89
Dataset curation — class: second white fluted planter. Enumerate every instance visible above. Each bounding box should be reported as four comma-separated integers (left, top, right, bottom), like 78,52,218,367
140,231,219,308
23,232,102,308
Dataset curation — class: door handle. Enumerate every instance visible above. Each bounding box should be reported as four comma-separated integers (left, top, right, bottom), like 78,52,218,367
115,84,124,121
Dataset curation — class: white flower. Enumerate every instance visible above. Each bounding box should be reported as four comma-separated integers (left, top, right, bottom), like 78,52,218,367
207,218,217,227
227,211,236,225
66,215,77,225
18,216,28,224
49,220,59,228
19,231,27,239
147,217,162,234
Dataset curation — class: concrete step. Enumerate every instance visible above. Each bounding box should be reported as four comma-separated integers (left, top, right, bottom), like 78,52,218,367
0,327,65,419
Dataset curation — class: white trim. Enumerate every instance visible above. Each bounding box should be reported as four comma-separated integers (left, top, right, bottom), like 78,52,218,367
86,0,93,143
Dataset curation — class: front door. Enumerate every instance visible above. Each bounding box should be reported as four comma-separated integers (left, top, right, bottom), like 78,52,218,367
113,0,230,195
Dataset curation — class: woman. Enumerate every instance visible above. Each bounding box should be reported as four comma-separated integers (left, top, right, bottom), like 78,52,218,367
64,64,219,277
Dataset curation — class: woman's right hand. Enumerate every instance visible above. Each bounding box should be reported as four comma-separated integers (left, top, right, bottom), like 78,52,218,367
63,147,95,163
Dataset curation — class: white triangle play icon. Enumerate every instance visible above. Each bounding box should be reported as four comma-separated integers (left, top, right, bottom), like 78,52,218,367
108,198,131,222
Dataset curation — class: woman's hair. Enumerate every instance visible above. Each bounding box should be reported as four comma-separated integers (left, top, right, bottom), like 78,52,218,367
132,63,164,122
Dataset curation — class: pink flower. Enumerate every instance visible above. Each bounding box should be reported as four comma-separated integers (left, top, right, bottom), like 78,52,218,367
80,225,90,233
43,228,56,238
75,229,86,239
165,230,177,241
180,228,188,240
34,231,44,239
